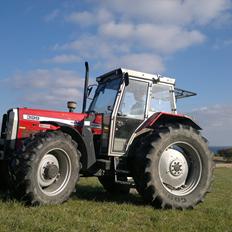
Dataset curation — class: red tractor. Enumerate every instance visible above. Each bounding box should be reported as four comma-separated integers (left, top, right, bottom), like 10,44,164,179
0,63,213,209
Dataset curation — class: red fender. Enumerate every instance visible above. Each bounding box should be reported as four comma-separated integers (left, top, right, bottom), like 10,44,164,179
136,112,201,132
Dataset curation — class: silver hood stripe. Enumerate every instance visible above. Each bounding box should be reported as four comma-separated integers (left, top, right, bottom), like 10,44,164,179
23,114,79,126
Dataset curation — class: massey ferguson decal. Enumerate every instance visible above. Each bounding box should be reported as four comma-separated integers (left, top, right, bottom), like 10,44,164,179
23,114,79,126
25,115,40,121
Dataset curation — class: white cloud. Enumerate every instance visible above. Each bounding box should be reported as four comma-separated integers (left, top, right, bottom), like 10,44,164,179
135,24,205,53
44,9,60,22
189,105,232,146
188,0,231,25
104,0,231,26
98,22,134,40
99,22,205,53
224,39,232,46
53,21,204,71
66,11,94,26
45,54,80,64
47,0,231,72
66,8,112,26
1,69,85,110
105,53,165,73
54,35,164,72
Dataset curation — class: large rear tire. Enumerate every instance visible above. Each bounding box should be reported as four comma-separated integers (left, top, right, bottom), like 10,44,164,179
131,124,214,209
9,131,81,205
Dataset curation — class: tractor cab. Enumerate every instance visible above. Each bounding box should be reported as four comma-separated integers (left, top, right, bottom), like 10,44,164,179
88,68,177,155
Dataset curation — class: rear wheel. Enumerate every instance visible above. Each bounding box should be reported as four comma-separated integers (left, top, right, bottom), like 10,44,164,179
131,124,214,209
9,131,80,205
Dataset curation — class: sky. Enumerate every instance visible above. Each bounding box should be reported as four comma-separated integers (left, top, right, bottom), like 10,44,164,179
0,0,232,146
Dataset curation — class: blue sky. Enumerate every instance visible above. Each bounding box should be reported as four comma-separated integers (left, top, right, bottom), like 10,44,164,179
0,0,232,146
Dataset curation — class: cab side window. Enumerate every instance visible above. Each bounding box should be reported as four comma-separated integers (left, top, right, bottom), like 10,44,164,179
149,84,172,115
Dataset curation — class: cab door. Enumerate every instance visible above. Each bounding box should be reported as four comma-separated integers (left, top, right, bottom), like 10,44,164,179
111,79,149,153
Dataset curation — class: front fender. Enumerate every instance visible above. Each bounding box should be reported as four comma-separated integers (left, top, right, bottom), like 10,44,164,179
40,121,96,170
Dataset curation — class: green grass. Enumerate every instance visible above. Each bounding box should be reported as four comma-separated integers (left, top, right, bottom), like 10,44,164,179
0,168,231,232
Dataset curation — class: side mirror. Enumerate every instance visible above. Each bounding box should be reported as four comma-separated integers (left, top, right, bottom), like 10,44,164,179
124,73,129,86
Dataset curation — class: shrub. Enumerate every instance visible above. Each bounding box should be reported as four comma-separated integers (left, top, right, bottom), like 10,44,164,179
218,148,232,162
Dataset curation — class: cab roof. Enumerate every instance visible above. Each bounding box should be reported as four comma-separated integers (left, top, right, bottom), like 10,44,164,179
96,68,176,85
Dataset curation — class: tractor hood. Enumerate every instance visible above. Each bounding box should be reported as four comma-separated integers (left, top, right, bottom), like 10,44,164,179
19,108,87,127
16,108,88,140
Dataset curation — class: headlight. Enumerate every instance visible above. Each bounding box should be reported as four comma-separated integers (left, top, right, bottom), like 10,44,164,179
6,109,18,149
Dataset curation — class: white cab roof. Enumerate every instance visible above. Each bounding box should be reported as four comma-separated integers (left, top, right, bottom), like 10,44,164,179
121,68,175,85
96,68,176,85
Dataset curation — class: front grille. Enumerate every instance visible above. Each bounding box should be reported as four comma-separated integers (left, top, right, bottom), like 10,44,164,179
1,109,19,150
6,109,18,141
0,113,7,159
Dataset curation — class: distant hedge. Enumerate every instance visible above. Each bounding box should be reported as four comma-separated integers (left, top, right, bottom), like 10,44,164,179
218,148,232,162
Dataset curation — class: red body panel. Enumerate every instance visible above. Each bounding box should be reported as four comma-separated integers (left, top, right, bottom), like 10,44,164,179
17,108,90,140
90,114,103,135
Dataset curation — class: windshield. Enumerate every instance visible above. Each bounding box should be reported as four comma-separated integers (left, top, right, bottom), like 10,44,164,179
88,77,121,113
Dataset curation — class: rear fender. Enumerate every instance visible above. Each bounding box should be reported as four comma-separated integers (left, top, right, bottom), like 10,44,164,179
40,121,96,170
136,112,201,132
126,112,201,155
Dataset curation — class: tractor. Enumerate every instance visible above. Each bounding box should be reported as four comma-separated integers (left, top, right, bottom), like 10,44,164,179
0,63,214,209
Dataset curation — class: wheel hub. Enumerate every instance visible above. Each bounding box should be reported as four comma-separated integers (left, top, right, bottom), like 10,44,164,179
37,148,72,197
159,148,188,189
38,154,59,187
169,161,183,176
44,164,59,180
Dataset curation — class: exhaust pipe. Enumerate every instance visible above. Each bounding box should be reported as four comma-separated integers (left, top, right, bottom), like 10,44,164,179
82,61,89,113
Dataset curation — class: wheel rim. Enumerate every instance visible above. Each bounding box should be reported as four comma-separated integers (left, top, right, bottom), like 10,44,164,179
37,148,71,196
158,141,202,196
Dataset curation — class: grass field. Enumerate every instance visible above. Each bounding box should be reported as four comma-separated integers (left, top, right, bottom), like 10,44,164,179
0,168,231,232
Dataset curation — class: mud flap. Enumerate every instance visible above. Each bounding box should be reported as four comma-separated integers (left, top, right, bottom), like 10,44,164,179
82,124,96,169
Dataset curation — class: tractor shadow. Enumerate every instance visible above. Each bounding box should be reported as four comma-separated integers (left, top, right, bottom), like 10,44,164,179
73,184,145,206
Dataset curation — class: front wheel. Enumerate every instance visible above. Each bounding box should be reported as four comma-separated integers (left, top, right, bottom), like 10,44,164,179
131,124,214,209
9,131,81,205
